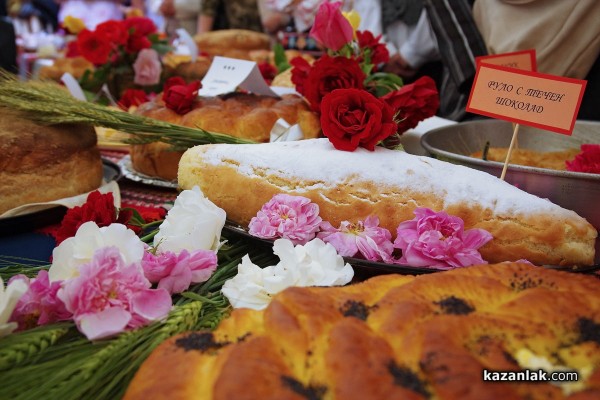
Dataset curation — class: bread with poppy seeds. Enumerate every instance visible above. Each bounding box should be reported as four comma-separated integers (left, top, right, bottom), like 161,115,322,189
125,263,600,400
178,138,596,266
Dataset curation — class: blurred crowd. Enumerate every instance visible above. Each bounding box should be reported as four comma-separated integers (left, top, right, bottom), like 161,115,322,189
1,0,599,121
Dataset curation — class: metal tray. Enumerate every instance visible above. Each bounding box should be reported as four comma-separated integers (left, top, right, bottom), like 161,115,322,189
420,119,600,263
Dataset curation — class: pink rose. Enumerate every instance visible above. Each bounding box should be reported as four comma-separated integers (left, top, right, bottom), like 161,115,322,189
58,247,172,340
309,1,353,51
317,216,394,262
248,194,322,245
393,208,493,269
142,249,217,294
9,270,71,331
133,48,162,86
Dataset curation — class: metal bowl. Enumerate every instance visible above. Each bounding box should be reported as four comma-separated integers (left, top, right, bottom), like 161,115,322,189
421,119,600,262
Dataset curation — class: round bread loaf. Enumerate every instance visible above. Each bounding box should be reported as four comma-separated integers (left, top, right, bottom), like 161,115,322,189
130,93,321,181
0,110,104,214
37,56,94,81
163,54,213,82
125,263,600,400
194,29,271,60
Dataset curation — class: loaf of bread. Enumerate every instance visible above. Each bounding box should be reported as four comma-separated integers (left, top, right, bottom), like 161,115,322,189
162,54,213,82
37,56,94,81
125,262,600,400
194,29,271,60
178,139,597,266
0,110,103,214
131,93,321,180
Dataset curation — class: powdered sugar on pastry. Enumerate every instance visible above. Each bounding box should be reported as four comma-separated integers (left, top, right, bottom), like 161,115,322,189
201,139,571,217
179,139,597,266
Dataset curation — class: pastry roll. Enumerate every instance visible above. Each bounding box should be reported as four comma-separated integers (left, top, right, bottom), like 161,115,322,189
178,139,596,266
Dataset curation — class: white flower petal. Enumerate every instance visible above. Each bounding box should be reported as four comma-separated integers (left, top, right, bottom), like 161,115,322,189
0,277,29,337
223,239,354,311
154,186,226,253
49,222,145,282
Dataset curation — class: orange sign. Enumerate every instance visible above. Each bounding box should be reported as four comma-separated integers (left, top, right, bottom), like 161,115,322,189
466,64,587,135
476,49,536,71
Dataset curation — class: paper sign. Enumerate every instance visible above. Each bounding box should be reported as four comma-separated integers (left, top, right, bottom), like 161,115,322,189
466,64,586,135
61,73,87,101
176,28,198,63
476,49,536,71
199,56,279,97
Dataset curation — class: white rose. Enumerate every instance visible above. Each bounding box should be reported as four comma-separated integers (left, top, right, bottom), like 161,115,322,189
154,186,226,253
222,255,274,310
49,222,145,281
222,239,354,310
0,277,28,337
273,238,354,287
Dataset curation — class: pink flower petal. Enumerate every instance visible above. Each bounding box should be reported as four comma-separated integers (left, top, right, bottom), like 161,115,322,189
77,307,131,340
130,288,172,325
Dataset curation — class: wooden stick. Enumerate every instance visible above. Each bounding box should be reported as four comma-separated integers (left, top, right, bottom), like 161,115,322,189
500,123,520,180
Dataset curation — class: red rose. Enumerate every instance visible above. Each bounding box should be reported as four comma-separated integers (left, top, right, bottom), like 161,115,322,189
382,76,439,133
566,144,600,174
290,56,312,95
258,62,277,85
356,30,389,67
124,17,157,37
163,80,202,114
54,191,118,244
118,89,149,110
320,88,398,151
126,34,152,53
76,29,112,65
303,55,366,112
124,17,156,53
65,40,80,58
96,20,128,46
162,76,187,95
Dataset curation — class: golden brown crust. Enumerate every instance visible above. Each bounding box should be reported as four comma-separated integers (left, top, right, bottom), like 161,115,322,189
194,29,271,60
178,143,596,266
471,147,580,171
132,93,321,180
163,55,213,82
0,111,103,214
125,264,600,400
129,142,184,181
38,57,94,81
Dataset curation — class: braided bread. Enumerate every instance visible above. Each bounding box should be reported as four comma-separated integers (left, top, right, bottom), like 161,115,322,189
125,263,600,400
178,139,597,266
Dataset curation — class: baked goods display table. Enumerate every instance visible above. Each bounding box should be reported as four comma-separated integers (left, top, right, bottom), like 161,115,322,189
1,8,599,396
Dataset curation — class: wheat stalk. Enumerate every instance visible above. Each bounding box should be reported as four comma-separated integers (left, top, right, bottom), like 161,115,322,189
0,71,255,148
0,324,71,371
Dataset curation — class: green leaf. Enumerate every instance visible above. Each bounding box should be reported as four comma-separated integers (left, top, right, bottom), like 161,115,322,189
151,42,174,56
273,43,291,74
121,207,146,226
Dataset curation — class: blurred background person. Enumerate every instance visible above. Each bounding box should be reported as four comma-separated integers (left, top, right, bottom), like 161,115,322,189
1,0,18,73
159,0,200,39
56,0,124,29
197,0,262,34
259,0,322,35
